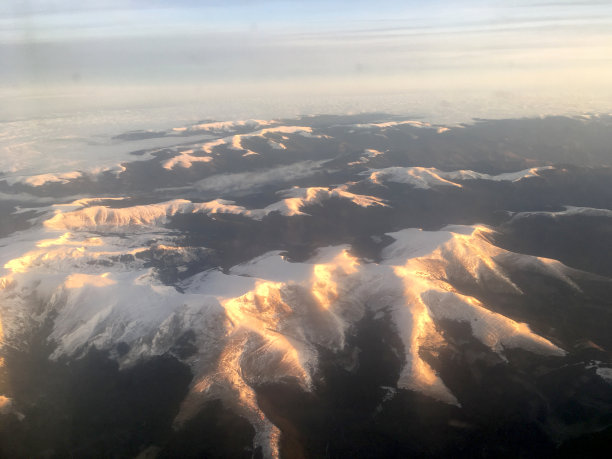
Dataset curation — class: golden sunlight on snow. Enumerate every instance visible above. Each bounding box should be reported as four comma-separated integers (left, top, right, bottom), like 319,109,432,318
0,200,577,458
64,272,116,289
0,396,12,413
3,253,38,275
311,250,359,310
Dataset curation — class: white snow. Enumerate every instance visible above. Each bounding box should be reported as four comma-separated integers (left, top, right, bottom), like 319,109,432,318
0,201,579,458
162,151,213,170
228,126,322,156
366,166,554,189
383,228,455,262
230,251,312,283
201,138,227,154
364,148,384,158
0,117,217,185
1,117,304,182
161,125,325,166
6,171,83,187
268,140,287,150
43,199,253,232
596,367,612,384
348,148,385,166
353,120,432,129
40,187,386,233
256,186,387,218
180,269,259,298
187,119,274,133
4,166,126,187
511,206,612,220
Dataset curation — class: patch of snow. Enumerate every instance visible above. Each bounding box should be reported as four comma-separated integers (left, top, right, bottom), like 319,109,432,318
43,199,253,232
268,140,287,150
353,120,432,129
257,185,387,218
596,367,612,384
187,119,275,133
201,138,226,154
364,148,384,158
365,166,554,189
1,216,577,458
162,151,213,170
511,206,612,220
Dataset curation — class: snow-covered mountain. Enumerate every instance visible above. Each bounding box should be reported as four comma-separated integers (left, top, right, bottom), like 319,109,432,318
1,114,612,458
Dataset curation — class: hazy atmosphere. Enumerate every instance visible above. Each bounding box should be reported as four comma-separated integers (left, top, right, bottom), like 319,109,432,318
2,0,612,120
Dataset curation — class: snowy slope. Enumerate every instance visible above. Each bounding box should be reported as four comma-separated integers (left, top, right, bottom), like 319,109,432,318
1,208,575,457
365,166,554,188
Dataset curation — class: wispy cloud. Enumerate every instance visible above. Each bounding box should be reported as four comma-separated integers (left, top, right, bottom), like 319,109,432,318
194,161,326,195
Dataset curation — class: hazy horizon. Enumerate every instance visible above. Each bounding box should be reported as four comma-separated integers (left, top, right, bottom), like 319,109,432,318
1,0,612,121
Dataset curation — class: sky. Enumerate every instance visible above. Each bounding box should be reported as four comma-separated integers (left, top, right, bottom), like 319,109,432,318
1,0,612,120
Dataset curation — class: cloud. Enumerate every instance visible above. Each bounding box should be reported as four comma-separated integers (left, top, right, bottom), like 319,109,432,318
194,160,326,195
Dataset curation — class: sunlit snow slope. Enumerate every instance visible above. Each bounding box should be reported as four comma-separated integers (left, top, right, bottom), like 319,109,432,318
2,114,612,458
0,201,573,458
